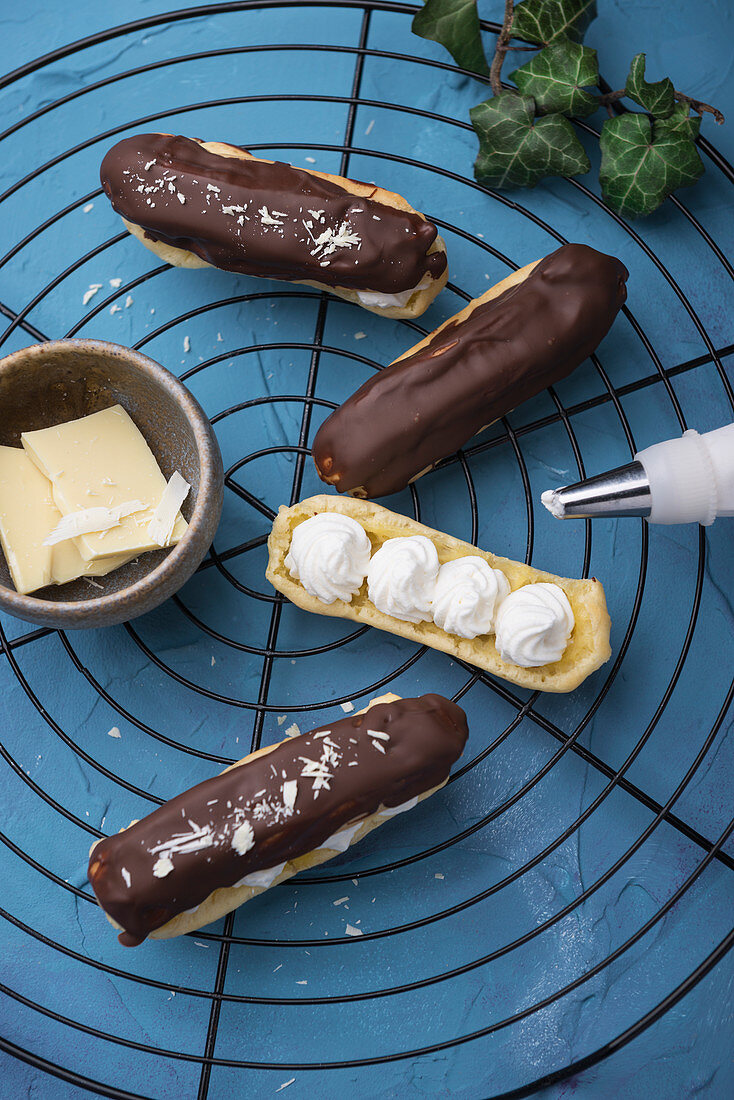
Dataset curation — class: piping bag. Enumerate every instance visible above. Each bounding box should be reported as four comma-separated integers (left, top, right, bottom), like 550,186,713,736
542,424,734,525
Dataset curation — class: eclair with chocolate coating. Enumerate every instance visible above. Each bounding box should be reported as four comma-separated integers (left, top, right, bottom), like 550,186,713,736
100,133,448,318
267,495,612,692
88,693,467,945
312,243,628,497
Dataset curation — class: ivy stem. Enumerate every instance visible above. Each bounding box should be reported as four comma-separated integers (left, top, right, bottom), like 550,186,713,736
489,0,516,95
674,92,725,125
598,88,723,124
598,89,626,106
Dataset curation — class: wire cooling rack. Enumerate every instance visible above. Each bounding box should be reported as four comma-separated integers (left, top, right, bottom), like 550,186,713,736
0,3,732,1097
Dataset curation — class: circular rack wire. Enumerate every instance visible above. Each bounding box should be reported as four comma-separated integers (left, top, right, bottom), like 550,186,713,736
0,2,732,1098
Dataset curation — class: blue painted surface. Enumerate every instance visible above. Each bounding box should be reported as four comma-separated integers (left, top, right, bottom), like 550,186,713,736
0,2,732,1097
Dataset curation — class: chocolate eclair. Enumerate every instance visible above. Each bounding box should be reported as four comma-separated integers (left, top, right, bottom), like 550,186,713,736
100,133,448,318
88,693,467,945
312,243,628,497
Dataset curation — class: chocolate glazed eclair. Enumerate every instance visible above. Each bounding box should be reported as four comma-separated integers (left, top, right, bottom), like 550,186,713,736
100,133,448,318
88,694,468,945
312,243,628,497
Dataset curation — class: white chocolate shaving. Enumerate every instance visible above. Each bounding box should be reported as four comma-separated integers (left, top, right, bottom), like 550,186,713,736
282,779,298,813
232,820,255,855
310,220,361,260
43,501,146,546
259,205,284,226
153,857,174,878
82,284,102,306
148,471,190,547
149,823,214,856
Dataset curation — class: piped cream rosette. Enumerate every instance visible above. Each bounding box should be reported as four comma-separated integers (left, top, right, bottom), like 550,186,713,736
267,496,612,693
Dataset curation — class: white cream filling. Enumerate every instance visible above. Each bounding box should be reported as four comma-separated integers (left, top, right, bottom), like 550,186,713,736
378,796,419,817
183,801,422,915
234,861,287,889
315,798,420,854
318,820,364,852
356,275,431,309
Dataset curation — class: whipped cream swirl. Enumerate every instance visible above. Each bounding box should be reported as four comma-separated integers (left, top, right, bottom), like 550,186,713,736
285,513,371,604
432,557,510,639
367,535,439,623
494,582,575,667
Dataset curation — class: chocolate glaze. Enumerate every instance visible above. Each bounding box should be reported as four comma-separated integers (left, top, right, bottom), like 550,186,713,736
100,134,446,293
312,244,628,497
88,695,467,946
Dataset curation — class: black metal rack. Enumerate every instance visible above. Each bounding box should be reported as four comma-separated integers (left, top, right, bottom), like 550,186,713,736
0,3,732,1098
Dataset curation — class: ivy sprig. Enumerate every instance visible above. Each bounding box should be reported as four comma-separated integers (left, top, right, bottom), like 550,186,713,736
412,0,724,216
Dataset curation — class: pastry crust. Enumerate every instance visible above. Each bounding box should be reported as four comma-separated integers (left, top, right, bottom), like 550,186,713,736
91,693,450,941
267,496,612,693
120,138,448,319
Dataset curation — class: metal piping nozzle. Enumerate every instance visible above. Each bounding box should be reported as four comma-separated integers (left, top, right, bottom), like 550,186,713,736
541,461,653,520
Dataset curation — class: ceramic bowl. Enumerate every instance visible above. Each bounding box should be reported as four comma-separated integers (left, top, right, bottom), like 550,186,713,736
0,339,224,628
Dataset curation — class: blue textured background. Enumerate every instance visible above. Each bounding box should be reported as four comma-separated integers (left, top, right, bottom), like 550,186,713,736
0,2,732,1097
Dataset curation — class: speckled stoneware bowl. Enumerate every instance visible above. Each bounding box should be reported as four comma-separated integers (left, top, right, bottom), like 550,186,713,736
0,339,224,628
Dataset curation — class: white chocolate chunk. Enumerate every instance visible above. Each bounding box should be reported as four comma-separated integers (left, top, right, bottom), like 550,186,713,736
50,543,135,586
0,446,54,593
0,447,136,593
22,405,187,561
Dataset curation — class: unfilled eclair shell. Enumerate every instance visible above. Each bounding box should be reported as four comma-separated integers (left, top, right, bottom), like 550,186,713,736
312,243,629,496
89,694,464,942
267,495,612,693
101,133,448,319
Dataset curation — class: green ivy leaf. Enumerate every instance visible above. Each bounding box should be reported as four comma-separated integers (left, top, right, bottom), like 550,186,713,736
656,101,701,140
624,53,675,118
471,91,591,188
412,0,489,76
511,0,597,46
599,111,704,216
510,41,599,117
